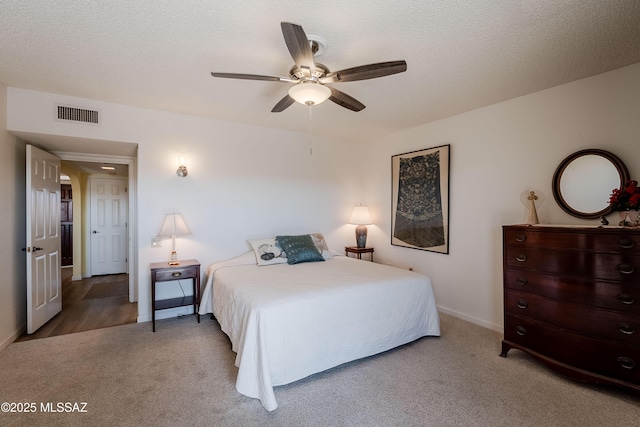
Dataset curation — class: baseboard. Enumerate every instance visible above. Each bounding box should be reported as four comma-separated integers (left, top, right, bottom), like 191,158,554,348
437,305,503,333
137,306,193,324
0,325,25,353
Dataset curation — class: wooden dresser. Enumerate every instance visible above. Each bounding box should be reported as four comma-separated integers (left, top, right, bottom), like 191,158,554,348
501,225,640,392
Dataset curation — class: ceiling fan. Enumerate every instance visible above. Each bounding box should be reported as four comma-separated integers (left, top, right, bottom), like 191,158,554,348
211,22,407,112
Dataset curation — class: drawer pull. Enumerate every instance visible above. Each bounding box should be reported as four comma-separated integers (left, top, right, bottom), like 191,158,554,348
516,326,527,336
171,272,182,278
617,294,636,305
618,323,635,335
619,238,636,249
515,233,527,243
515,254,527,262
617,264,635,275
516,277,528,286
516,299,528,309
617,357,635,370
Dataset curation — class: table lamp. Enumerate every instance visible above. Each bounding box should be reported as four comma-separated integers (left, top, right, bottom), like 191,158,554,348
349,205,372,248
157,213,191,265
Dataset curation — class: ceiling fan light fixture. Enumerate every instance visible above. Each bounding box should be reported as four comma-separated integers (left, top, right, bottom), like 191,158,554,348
211,22,406,113
288,82,331,106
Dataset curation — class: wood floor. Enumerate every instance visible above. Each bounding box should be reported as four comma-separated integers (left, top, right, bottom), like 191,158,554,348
17,268,138,341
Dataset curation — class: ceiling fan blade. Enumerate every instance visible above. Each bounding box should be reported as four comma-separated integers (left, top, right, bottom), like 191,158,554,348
211,72,294,82
328,87,366,112
271,95,296,112
320,60,407,84
280,22,315,71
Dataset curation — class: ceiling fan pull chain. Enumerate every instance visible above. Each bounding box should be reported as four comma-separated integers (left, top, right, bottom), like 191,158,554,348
308,105,313,155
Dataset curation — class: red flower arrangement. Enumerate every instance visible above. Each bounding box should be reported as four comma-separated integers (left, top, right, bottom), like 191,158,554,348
609,180,640,211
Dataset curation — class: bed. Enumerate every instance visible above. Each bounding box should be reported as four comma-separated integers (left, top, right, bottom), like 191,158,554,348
198,246,440,411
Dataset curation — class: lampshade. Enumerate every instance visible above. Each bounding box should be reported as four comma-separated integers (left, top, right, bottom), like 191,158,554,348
288,82,331,106
349,205,372,225
158,213,191,237
158,213,191,265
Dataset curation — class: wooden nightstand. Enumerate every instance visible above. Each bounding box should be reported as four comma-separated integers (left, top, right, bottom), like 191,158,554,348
345,246,374,262
150,259,201,332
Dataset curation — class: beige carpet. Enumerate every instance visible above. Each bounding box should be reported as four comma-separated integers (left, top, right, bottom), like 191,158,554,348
0,313,638,427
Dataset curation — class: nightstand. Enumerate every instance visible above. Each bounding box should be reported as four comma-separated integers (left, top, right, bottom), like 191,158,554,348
345,246,374,262
150,259,200,332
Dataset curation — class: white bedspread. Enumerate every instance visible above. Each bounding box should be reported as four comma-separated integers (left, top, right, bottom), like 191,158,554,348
199,253,440,411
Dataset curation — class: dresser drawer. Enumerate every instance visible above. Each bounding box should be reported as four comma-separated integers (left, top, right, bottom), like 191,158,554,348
154,266,198,281
505,289,640,345
504,314,640,384
504,228,640,253
505,246,640,283
504,267,640,313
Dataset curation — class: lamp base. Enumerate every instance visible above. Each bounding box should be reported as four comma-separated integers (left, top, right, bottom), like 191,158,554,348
355,225,368,248
168,251,179,266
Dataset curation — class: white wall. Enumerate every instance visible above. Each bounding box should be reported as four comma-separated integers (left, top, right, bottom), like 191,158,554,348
6,88,362,324
0,83,27,350
361,63,640,330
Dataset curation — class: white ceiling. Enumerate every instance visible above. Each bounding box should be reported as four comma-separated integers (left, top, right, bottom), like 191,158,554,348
1,0,640,149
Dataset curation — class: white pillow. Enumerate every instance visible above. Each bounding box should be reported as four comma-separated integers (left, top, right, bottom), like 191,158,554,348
310,233,333,260
248,238,288,266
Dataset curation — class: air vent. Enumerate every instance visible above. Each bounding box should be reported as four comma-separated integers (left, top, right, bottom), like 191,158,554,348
56,105,100,124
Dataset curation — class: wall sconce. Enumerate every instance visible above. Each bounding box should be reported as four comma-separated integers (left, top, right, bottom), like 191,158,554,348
177,156,188,177
157,213,192,265
349,205,372,248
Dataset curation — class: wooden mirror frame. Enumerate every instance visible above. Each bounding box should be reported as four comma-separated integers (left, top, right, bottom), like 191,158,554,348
552,149,630,219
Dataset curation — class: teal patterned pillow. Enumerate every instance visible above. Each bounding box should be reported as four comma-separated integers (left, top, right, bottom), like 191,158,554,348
276,234,325,265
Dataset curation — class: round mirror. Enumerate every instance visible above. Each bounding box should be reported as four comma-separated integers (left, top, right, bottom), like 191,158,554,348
552,149,629,219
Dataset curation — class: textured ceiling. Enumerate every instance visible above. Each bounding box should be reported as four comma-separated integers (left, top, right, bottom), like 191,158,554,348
1,0,640,148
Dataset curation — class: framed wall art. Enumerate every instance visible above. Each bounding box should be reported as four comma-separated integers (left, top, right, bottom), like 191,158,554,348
391,144,450,254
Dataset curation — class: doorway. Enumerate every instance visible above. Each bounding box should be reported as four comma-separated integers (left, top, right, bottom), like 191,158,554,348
51,157,136,336
56,152,137,305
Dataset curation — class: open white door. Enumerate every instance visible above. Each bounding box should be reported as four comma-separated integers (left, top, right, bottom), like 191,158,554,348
90,177,128,276
26,145,62,334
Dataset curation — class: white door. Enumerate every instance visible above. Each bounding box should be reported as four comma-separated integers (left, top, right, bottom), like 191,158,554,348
26,145,62,334
90,177,128,275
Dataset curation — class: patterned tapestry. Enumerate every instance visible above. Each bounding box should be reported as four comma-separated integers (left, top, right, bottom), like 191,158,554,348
393,152,445,248
391,144,449,253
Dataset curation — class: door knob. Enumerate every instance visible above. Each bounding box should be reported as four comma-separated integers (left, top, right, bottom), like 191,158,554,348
92,230,98,234
33,247,43,252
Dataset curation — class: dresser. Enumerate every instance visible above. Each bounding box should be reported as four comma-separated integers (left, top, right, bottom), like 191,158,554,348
501,225,640,392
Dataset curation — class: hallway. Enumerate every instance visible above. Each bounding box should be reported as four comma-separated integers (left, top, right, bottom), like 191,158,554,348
17,268,137,341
